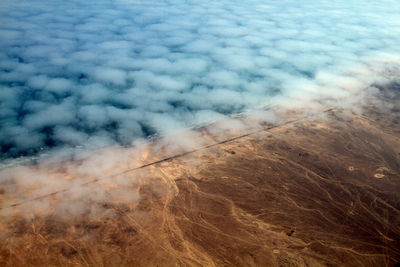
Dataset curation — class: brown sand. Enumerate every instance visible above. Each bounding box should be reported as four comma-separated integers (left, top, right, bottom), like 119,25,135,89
0,85,399,266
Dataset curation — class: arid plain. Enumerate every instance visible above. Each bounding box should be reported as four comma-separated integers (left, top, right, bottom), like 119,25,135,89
0,84,399,266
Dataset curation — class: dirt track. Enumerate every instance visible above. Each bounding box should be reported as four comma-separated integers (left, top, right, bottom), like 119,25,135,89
0,86,400,266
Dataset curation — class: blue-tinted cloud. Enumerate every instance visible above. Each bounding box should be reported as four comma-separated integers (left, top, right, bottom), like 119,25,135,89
0,0,400,159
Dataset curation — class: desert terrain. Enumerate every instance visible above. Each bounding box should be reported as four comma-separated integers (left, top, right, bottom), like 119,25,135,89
0,84,399,266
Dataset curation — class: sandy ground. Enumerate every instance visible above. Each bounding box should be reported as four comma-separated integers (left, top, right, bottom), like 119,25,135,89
0,84,399,266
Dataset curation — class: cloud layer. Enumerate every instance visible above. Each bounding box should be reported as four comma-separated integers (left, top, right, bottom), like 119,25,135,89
1,0,400,159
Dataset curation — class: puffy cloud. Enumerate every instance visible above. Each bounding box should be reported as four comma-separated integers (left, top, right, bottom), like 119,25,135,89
53,126,88,146
92,67,128,86
45,78,74,93
23,100,76,130
0,0,400,160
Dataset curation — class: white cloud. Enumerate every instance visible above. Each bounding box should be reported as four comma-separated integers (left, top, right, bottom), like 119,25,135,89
53,126,88,145
0,0,399,159
45,78,73,93
92,67,128,86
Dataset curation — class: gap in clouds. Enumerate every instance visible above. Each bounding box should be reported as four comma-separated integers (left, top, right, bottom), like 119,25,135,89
0,0,400,162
